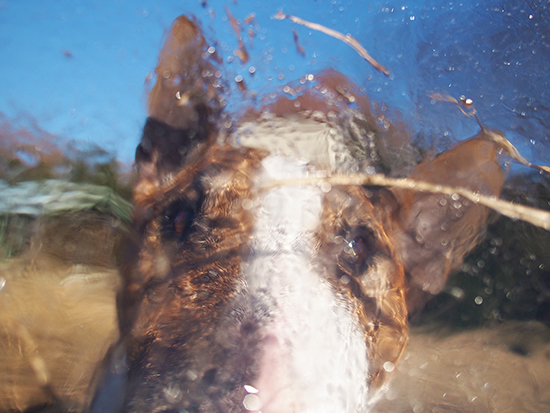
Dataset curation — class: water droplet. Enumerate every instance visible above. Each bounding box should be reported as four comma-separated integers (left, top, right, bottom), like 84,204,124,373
243,394,262,411
320,182,332,193
334,235,345,245
383,361,395,372
474,296,484,305
186,370,198,381
244,384,259,394
450,287,464,299
164,383,182,403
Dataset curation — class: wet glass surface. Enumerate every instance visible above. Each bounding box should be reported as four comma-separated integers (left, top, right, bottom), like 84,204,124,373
1,1,550,412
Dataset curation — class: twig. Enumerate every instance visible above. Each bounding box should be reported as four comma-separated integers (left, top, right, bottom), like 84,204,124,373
274,10,390,76
225,7,249,63
261,173,550,231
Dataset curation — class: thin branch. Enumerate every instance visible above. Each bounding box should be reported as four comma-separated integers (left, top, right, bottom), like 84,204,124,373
261,173,550,231
274,10,390,76
226,7,249,63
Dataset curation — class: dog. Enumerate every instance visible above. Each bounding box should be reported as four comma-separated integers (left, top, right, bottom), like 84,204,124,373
92,15,506,413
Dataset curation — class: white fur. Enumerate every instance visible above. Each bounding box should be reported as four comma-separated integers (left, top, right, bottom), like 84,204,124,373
243,155,369,412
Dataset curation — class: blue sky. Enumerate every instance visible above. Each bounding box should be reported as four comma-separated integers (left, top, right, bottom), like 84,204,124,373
1,0,549,167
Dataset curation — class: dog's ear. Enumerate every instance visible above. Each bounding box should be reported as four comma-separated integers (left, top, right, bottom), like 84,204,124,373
135,15,223,188
392,133,506,309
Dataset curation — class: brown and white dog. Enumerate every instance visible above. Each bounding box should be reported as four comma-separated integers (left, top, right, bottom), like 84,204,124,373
96,15,505,413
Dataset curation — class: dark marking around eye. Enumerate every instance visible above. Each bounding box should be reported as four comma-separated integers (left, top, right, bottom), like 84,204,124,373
162,193,204,241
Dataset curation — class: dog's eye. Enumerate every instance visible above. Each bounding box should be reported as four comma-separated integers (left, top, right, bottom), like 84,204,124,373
173,207,195,234
339,227,377,273
162,195,203,240
342,236,370,264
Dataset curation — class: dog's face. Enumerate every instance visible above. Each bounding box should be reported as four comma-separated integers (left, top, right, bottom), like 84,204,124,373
110,16,505,413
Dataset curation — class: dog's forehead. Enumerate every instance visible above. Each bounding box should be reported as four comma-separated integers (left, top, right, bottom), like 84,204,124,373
143,113,352,203
233,109,386,176
235,114,335,170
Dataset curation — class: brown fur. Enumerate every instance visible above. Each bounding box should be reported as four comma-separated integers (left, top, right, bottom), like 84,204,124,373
114,15,506,413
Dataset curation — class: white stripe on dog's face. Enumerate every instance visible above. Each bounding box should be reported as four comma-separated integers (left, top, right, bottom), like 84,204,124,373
245,155,368,412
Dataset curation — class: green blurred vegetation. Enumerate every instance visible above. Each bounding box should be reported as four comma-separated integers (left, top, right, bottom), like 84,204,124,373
2,148,135,201
0,113,135,200
0,214,33,259
0,114,135,259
